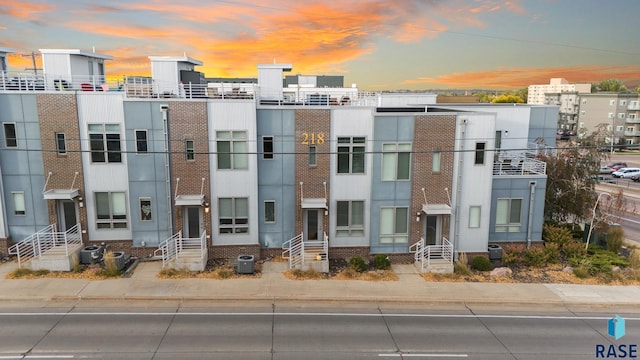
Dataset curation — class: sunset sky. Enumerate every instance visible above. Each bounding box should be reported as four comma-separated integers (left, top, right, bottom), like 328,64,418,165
1,0,639,90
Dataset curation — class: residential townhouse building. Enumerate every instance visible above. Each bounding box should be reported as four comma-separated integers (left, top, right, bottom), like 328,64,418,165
0,49,553,272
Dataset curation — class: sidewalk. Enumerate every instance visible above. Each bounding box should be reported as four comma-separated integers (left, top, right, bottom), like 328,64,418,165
1,260,639,306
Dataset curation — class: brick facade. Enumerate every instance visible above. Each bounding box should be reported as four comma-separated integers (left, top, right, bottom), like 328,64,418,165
294,109,331,235
36,94,88,242
410,114,456,245
167,101,211,237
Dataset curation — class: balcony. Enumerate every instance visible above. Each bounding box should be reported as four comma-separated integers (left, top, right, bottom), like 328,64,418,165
625,131,638,137
493,152,547,176
629,102,640,111
0,71,381,106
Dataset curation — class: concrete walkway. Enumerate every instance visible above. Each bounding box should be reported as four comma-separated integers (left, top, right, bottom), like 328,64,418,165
1,260,640,307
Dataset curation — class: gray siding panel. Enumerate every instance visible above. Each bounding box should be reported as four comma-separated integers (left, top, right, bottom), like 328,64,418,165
0,94,48,241
370,115,414,253
257,109,296,247
489,176,546,242
123,101,170,246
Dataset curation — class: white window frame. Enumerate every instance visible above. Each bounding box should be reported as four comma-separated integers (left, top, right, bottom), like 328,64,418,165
135,130,148,153
336,200,365,236
55,132,67,155
219,197,249,234
382,143,411,181
185,140,195,161
618,113,626,119
337,136,365,174
217,131,248,170
432,152,441,173
309,146,317,167
379,207,408,244
469,206,481,228
262,136,274,160
139,197,152,221
95,191,128,229
12,191,25,216
88,124,121,163
495,198,522,233
264,200,275,223
3,123,17,148
475,142,486,165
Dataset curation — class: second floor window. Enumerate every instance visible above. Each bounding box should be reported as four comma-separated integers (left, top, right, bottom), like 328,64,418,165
3,123,17,148
217,131,248,170
475,142,486,165
89,124,121,163
337,137,365,174
382,143,411,180
56,133,67,155
135,130,148,153
263,136,274,159
185,140,195,161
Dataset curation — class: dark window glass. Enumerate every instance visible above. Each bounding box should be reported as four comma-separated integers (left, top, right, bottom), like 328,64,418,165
263,136,274,159
90,133,105,162
136,130,148,153
56,133,67,154
4,123,17,147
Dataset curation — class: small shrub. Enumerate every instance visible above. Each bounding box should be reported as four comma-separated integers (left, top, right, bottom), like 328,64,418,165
544,242,560,264
455,253,472,276
99,251,121,277
373,254,391,270
523,246,547,267
562,240,587,260
502,244,525,266
471,256,493,271
349,256,368,273
606,226,625,254
216,267,235,279
543,224,574,248
573,265,591,279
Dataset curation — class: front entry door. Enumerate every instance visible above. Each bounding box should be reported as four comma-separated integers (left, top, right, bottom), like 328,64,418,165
184,206,202,238
304,209,322,241
424,215,440,246
58,200,78,232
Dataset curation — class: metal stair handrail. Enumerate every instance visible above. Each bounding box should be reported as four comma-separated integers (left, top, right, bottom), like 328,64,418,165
282,233,304,270
410,237,453,271
155,231,181,268
8,224,82,268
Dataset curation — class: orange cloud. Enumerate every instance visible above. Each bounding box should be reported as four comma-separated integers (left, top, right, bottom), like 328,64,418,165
403,65,640,89
0,0,55,19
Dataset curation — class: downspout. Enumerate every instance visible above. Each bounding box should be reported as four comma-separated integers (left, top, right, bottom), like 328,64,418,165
527,181,536,248
161,105,175,236
454,118,467,257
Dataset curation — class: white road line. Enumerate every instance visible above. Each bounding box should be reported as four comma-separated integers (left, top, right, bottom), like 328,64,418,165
0,312,637,320
379,354,468,358
0,357,74,359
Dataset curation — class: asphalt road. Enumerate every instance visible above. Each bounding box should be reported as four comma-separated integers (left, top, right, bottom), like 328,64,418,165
0,301,637,360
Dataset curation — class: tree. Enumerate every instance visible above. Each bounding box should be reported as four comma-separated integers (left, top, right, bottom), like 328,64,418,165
636,86,640,93
592,79,628,92
472,92,495,103
541,128,608,223
492,94,524,103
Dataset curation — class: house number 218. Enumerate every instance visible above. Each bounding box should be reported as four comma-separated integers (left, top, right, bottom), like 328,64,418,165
301,132,325,145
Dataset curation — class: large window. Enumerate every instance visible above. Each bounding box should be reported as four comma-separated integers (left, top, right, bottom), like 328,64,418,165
263,136,274,159
12,192,25,216
3,123,17,148
379,207,408,243
135,130,148,153
89,124,121,163
217,131,248,169
55,133,67,155
219,197,249,234
95,192,127,229
382,143,411,180
336,201,364,236
337,137,365,174
475,142,486,165
495,198,522,232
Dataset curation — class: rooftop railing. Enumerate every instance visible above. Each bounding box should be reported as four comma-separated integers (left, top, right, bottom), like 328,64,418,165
0,71,382,106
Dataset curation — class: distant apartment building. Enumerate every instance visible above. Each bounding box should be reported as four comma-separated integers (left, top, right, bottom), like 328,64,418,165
577,93,640,145
528,78,591,105
544,91,580,133
0,48,554,274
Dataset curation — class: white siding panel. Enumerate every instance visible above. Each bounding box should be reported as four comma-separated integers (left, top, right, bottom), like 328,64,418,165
452,113,495,252
208,100,259,245
330,108,373,246
77,94,131,241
